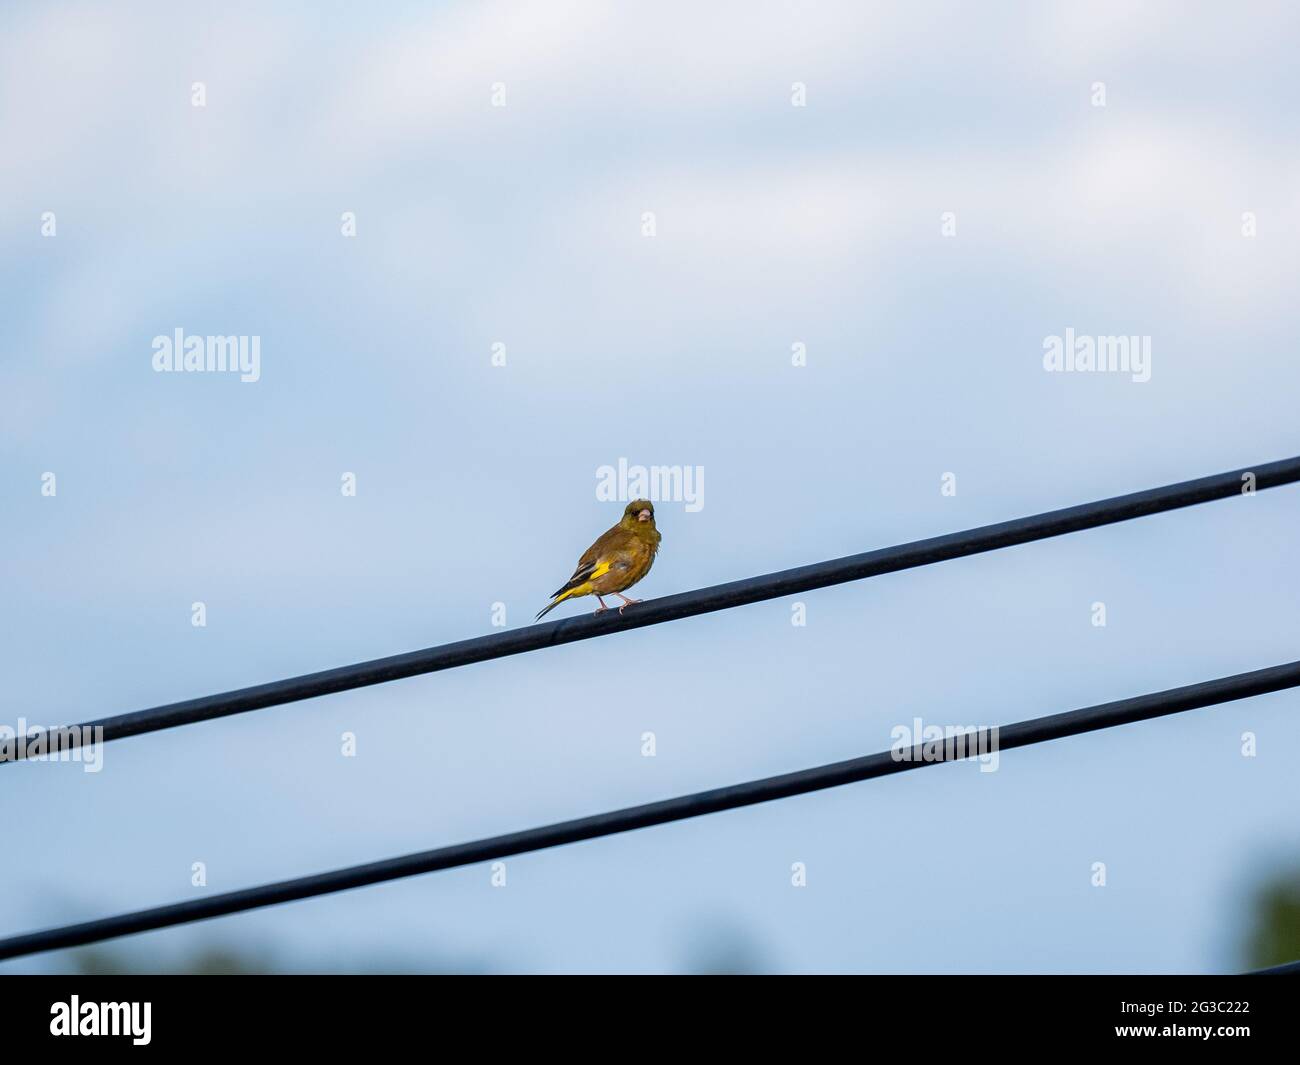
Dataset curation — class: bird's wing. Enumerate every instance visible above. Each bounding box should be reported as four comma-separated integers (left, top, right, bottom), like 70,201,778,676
549,525,632,597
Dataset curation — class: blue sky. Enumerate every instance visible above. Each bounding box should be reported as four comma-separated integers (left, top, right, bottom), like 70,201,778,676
2,1,1299,972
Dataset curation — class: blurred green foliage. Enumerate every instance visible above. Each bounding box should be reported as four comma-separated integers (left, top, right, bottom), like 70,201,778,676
1243,867,1300,970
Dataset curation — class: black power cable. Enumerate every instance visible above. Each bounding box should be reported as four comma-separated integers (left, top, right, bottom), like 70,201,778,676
3,657,1298,961
4,455,1297,765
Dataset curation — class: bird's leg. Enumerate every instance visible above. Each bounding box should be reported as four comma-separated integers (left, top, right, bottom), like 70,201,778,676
594,595,610,614
615,593,641,614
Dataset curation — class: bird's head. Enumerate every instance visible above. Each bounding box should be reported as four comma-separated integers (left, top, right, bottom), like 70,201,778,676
622,499,655,527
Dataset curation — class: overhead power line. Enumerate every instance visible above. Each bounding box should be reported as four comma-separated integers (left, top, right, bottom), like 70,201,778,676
4,454,1297,766
3,657,1298,961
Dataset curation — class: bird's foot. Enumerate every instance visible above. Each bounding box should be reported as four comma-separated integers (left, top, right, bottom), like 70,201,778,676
616,595,641,614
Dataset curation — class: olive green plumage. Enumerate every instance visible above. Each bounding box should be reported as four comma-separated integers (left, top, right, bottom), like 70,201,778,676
536,499,661,619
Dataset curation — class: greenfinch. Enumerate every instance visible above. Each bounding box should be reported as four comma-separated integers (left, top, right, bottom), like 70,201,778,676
536,499,662,619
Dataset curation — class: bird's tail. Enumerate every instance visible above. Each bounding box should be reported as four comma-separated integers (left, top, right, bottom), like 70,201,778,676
535,587,580,621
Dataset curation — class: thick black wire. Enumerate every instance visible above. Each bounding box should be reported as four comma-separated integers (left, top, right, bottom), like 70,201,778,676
4,454,1297,765
3,657,1298,961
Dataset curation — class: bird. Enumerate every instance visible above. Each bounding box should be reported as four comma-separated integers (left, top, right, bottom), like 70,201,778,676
536,499,661,620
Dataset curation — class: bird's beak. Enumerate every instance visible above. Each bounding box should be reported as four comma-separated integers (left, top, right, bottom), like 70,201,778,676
637,509,652,522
